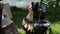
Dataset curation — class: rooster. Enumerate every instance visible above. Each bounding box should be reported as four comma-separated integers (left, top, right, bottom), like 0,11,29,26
22,5,34,34
22,2,51,34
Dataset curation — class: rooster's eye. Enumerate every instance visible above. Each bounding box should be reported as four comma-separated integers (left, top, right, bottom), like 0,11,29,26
3,15,6,18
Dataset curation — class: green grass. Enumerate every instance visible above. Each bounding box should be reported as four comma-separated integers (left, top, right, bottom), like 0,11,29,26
10,7,60,34
51,21,60,34
18,28,26,34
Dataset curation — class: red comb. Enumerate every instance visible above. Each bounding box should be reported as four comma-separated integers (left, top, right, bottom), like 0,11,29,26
27,5,32,12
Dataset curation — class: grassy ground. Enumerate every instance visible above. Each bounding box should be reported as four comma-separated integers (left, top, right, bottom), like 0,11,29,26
10,7,60,34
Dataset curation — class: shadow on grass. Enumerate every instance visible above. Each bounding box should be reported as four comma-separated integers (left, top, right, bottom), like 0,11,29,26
46,7,60,23
10,6,28,28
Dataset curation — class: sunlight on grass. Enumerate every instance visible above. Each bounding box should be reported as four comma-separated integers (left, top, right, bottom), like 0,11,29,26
18,28,26,34
51,21,60,34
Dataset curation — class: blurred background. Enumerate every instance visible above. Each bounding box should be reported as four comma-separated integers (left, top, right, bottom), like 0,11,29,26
2,0,60,34
2,0,40,8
